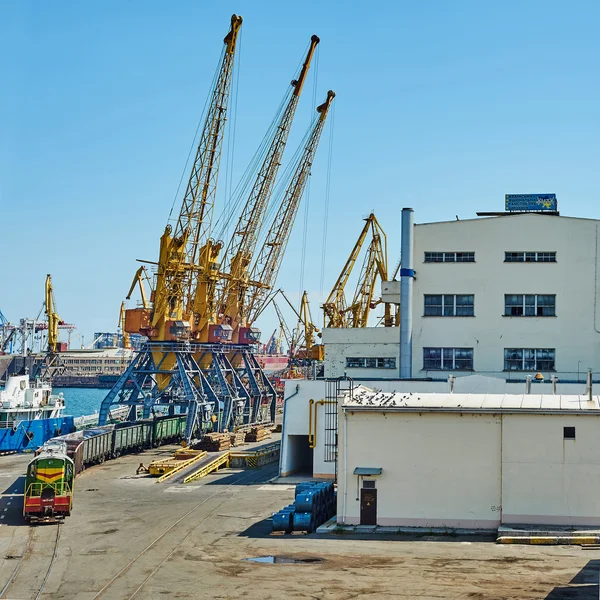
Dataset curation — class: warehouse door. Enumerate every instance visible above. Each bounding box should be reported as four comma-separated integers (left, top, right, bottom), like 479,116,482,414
360,488,377,525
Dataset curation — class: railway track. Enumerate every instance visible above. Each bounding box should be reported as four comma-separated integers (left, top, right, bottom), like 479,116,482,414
0,523,62,600
90,465,277,600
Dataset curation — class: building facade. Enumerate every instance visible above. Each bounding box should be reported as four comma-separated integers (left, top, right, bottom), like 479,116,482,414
337,387,600,529
412,213,600,380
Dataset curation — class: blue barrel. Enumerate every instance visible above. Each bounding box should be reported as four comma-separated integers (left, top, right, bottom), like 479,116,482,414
295,482,316,497
293,511,314,533
273,511,293,532
296,490,319,513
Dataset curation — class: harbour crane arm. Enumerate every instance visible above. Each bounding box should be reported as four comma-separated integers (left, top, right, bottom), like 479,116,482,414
216,36,320,334
118,301,130,349
246,90,335,325
44,274,60,353
126,266,150,310
278,289,322,360
272,298,294,355
322,214,377,328
346,223,389,327
150,15,242,340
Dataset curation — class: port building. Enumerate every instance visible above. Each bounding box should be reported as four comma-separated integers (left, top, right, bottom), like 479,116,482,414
337,386,600,529
280,210,600,486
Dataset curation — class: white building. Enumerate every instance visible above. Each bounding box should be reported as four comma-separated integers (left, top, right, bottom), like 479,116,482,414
280,210,600,480
327,212,600,381
337,386,600,529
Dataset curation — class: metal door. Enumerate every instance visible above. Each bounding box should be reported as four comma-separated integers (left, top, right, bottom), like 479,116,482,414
360,488,377,525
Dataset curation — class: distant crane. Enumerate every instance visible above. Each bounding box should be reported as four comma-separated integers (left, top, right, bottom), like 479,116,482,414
322,213,393,328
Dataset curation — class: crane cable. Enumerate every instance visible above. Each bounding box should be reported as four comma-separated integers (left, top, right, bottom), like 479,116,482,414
297,44,320,300
223,26,243,242
319,100,335,295
167,48,224,223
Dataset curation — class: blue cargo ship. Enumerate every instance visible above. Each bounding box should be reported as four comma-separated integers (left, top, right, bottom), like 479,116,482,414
0,375,75,452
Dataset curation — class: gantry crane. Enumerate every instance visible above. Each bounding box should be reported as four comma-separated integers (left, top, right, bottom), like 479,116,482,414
322,213,392,328
216,36,320,342
100,15,244,436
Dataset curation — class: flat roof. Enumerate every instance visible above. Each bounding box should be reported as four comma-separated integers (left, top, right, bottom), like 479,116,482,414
415,212,600,227
342,386,600,415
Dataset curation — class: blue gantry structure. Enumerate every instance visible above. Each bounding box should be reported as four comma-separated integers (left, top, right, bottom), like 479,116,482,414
97,341,276,442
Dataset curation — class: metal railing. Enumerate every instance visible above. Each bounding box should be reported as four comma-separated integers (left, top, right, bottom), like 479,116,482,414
25,481,72,497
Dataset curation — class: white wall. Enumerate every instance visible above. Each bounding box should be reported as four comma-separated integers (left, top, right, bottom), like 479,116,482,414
338,410,502,528
412,214,600,378
323,327,400,379
280,376,599,479
502,414,600,526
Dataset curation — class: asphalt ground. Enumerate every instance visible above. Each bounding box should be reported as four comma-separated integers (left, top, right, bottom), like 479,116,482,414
1,448,600,599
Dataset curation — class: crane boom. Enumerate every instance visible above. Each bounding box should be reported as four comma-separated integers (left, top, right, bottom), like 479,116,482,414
246,90,335,325
150,15,242,340
126,266,150,309
45,274,60,353
216,36,320,336
347,228,388,327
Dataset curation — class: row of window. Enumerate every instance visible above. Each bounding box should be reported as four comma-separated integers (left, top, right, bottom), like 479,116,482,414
422,347,556,371
63,359,122,365
344,348,557,371
346,357,397,369
424,251,557,263
423,294,556,317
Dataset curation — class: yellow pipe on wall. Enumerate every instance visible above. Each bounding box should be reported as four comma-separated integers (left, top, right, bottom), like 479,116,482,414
308,399,336,449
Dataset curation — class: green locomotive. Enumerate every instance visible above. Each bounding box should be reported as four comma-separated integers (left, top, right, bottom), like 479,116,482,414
24,440,74,523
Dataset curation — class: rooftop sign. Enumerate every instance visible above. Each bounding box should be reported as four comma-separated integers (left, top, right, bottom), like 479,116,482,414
505,193,557,212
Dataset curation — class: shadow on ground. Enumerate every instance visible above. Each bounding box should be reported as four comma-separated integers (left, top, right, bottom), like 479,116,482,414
205,465,278,486
545,560,600,599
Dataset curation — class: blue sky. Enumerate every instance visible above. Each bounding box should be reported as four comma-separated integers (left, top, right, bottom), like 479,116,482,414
2,1,599,347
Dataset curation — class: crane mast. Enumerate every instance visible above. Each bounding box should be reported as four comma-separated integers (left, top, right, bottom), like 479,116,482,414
150,14,242,341
246,90,335,325
216,36,320,339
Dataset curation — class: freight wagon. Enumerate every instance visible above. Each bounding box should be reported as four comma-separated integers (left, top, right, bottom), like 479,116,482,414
55,414,188,475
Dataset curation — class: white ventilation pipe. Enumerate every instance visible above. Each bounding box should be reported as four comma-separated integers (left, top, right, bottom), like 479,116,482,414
399,208,414,379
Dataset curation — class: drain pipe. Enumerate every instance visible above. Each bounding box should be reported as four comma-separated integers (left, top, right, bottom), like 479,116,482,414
399,208,415,379
448,375,456,393
342,407,348,524
278,384,300,477
587,370,593,401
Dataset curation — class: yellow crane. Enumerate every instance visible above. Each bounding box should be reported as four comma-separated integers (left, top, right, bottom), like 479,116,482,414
322,213,391,328
44,274,61,353
245,90,335,327
279,290,323,361
125,15,243,343
216,36,320,342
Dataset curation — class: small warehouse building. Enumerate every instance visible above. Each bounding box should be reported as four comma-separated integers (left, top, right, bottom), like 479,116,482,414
338,386,600,529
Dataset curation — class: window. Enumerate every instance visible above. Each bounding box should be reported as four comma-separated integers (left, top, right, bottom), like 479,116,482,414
424,294,474,316
504,294,555,316
423,348,473,370
505,251,556,263
504,348,555,371
345,357,396,369
424,252,475,263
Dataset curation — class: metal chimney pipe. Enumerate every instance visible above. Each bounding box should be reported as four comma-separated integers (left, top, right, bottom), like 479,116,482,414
399,208,414,379
587,369,592,401
551,375,558,395
525,375,532,394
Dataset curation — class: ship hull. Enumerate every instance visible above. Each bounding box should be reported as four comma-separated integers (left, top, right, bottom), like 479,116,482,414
0,416,75,453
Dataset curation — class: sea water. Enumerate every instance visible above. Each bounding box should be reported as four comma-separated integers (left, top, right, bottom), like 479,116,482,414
59,388,108,418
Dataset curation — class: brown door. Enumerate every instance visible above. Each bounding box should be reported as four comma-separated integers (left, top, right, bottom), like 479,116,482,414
360,488,377,525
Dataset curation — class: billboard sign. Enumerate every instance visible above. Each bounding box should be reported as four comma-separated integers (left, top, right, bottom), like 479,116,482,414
505,194,557,212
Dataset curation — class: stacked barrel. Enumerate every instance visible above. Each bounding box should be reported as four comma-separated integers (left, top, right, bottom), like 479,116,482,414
272,482,336,533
